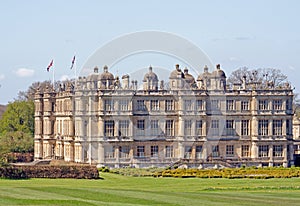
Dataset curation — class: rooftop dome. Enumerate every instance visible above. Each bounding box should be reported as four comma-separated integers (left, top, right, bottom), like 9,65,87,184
87,66,100,81
169,64,184,79
99,65,114,80
183,68,195,84
197,65,211,81
211,64,226,78
143,66,158,81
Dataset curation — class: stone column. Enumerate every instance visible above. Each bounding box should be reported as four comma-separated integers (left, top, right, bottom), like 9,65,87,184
115,146,120,168
251,117,258,136
98,143,104,164
191,145,196,159
114,120,119,138
202,118,207,137
269,144,273,167
283,143,288,167
282,119,287,136
99,118,104,136
178,116,184,139
202,141,208,161
269,119,273,136
251,142,258,159
289,143,294,166
178,142,184,158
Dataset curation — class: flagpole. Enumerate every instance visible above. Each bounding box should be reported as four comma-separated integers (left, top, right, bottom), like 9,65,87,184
52,63,55,88
75,56,77,81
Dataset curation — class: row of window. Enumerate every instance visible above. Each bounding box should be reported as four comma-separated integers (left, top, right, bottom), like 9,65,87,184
104,144,284,159
210,145,250,157
210,145,284,158
137,145,175,158
104,120,175,137
258,145,284,157
103,99,291,112
258,119,292,136
258,99,292,111
104,119,291,137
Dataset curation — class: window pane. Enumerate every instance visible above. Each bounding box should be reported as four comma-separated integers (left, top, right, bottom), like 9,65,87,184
104,120,114,136
165,120,174,136
165,100,174,111
150,100,159,111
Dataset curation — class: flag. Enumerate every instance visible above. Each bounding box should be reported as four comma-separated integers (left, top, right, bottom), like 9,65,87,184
47,60,53,72
70,55,75,69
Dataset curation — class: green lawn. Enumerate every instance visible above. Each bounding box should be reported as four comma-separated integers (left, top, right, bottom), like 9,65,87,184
0,173,300,205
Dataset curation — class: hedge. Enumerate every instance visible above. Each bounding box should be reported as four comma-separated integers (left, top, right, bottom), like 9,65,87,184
153,167,300,179
0,165,100,179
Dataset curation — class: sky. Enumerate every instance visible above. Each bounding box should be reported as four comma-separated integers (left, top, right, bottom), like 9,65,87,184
0,0,300,104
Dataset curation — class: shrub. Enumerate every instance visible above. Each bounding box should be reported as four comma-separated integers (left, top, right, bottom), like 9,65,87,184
0,165,99,179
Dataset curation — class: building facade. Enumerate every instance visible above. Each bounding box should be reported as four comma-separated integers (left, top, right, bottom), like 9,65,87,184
34,64,294,168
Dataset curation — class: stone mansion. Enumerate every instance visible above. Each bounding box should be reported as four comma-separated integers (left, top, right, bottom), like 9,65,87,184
34,64,295,168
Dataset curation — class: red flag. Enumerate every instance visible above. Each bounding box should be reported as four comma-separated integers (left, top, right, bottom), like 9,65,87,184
70,56,75,69
47,60,53,72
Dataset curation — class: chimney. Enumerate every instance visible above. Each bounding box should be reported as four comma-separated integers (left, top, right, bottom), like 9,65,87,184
204,65,208,73
103,65,108,72
184,67,188,74
242,75,246,89
122,74,130,89
134,80,138,90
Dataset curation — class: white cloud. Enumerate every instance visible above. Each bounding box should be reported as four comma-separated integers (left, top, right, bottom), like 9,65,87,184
235,36,255,41
14,68,35,77
60,75,70,81
229,57,239,62
288,66,295,71
0,74,4,80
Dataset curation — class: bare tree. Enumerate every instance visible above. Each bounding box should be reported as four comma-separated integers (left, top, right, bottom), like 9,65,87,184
16,80,52,101
227,67,288,89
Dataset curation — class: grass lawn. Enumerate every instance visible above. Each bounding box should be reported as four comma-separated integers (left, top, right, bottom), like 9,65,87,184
0,173,300,205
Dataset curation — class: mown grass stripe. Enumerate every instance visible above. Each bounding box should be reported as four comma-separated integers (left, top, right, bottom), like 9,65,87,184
0,173,300,206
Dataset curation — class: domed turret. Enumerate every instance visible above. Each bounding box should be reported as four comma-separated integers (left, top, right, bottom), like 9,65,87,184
210,64,226,90
99,65,114,81
197,65,211,89
143,66,159,91
87,66,100,82
169,64,185,89
86,67,101,89
98,65,115,89
143,66,158,82
169,64,184,79
212,64,226,78
197,65,210,81
183,67,196,85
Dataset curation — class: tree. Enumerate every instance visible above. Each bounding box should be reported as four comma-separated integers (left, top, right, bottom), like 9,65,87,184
0,131,34,153
16,79,75,101
227,67,288,89
16,80,52,101
0,100,34,135
0,100,34,163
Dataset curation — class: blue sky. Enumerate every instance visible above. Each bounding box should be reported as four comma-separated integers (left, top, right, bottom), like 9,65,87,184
0,0,299,104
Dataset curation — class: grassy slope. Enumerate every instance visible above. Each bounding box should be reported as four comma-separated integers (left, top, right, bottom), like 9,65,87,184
0,173,300,206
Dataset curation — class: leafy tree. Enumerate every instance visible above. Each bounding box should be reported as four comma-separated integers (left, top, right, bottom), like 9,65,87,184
0,100,34,163
0,131,33,153
0,100,34,135
227,67,288,88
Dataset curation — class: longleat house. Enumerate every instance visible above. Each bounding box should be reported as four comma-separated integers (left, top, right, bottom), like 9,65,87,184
34,64,300,168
